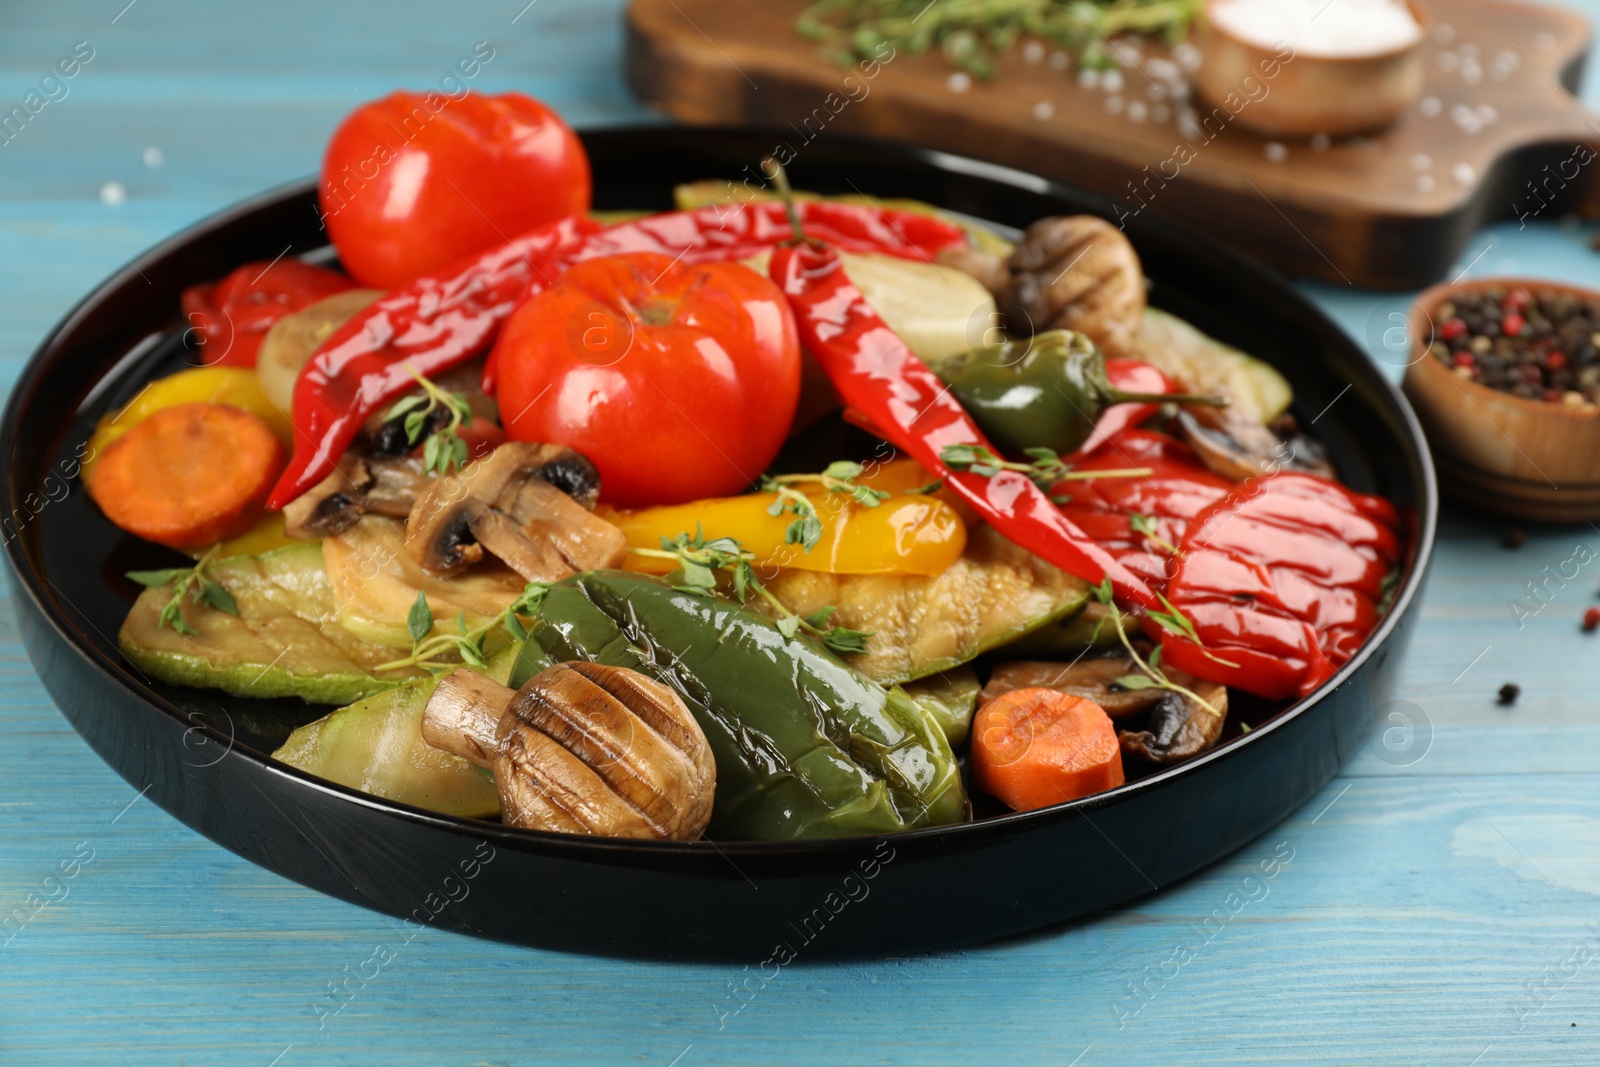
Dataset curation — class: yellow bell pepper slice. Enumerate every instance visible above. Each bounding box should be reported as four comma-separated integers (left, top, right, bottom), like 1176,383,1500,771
84,366,294,481
192,512,300,561
605,486,967,577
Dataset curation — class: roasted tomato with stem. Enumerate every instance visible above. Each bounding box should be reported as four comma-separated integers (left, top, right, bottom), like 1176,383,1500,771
319,90,591,288
494,252,801,507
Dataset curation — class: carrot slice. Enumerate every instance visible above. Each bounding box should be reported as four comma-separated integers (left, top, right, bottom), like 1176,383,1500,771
88,402,287,550
972,688,1124,812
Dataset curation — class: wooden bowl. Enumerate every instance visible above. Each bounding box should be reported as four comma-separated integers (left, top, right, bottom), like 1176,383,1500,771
1194,0,1429,136
1402,277,1600,523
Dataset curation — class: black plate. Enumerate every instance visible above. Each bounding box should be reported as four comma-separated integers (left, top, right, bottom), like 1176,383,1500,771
1,128,1436,960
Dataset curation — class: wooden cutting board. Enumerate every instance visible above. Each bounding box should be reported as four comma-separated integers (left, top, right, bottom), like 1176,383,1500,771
626,0,1599,289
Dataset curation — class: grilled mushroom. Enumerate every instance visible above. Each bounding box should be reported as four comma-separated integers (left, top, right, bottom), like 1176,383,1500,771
421,662,715,840
981,655,1228,764
1174,406,1336,483
405,441,625,579
282,452,435,539
998,216,1146,358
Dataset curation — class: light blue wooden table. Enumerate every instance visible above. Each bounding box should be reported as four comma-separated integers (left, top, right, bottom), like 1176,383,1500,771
4,2,1600,1064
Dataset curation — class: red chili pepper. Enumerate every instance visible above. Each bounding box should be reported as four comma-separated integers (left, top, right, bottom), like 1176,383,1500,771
267,215,604,508
1155,473,1402,700
768,240,1161,612
181,260,354,369
269,201,966,508
1053,429,1234,589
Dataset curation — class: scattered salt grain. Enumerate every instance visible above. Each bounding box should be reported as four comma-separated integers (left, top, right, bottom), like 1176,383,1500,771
1415,175,1436,193
1264,142,1288,163
947,72,972,93
1172,41,1202,71
99,181,126,205
1077,68,1100,90
1101,69,1125,93
1311,133,1331,151
142,146,163,169
1105,95,1125,115
1127,101,1148,123
1023,41,1046,65
1048,51,1070,72
1411,152,1432,171
1419,95,1442,118
1032,100,1055,121
1453,162,1476,185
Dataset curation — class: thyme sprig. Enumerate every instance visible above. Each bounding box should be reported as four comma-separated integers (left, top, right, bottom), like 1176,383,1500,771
127,546,239,636
384,364,474,476
940,442,1151,502
759,461,892,552
1090,578,1225,719
1129,512,1181,556
797,0,1202,79
630,528,874,656
376,583,551,674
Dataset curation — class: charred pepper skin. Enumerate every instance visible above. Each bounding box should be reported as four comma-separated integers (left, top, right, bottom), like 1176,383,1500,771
269,201,966,510
768,240,1163,613
531,571,967,841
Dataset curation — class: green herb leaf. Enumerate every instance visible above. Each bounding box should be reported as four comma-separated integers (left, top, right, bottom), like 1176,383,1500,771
1130,513,1158,537
907,480,944,495
125,567,192,587
196,577,239,616
776,614,802,639
1112,673,1159,690
407,590,433,644
821,627,871,655
801,604,838,629
823,460,865,481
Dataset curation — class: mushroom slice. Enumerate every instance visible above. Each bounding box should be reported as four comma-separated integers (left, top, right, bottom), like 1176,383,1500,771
981,656,1228,764
980,657,1168,720
421,662,716,840
1174,407,1335,483
999,215,1145,358
282,453,434,539
406,442,625,580
1117,686,1228,765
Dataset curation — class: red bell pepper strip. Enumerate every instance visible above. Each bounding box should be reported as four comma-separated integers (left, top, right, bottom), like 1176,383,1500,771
181,259,354,369
769,240,1162,612
268,202,967,508
1155,473,1402,700
1053,428,1234,590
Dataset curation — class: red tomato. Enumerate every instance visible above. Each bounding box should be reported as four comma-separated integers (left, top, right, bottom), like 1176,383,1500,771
319,91,591,288
494,252,801,507
180,260,354,368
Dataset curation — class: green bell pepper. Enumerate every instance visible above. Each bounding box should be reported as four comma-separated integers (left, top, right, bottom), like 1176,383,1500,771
533,571,967,841
933,329,1220,456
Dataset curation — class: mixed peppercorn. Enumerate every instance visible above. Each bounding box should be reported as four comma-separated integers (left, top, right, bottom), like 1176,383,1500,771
1429,286,1600,405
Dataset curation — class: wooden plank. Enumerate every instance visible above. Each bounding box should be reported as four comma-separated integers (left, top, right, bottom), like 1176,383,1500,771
626,0,1600,289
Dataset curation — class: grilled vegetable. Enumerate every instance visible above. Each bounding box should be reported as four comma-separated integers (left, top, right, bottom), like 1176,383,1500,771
902,665,981,747
972,688,1124,811
118,542,421,704
273,642,523,817
763,525,1090,684
89,403,287,551
422,662,716,839
931,329,1223,457
608,483,966,578
1133,307,1292,424
531,571,967,840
